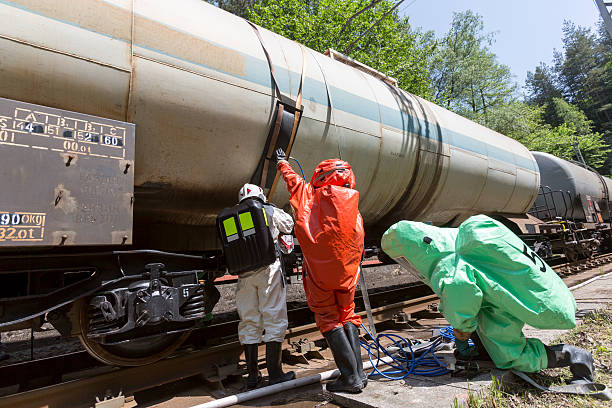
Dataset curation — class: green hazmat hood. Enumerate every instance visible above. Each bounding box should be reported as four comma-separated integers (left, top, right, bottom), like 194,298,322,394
381,221,457,284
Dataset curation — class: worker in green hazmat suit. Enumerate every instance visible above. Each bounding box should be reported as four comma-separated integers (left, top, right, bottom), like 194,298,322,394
381,214,595,382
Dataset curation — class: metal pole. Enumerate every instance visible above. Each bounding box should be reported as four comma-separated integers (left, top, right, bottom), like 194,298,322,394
594,0,612,39
358,267,377,339
572,142,587,167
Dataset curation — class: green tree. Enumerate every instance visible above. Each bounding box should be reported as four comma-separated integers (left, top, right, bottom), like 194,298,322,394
526,19,612,170
205,0,254,18
554,21,604,104
546,98,593,136
238,0,435,97
475,101,610,169
473,101,540,143
525,62,562,107
430,11,515,116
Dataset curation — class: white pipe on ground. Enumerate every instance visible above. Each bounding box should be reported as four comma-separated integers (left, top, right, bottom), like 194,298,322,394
190,355,396,408
569,270,612,291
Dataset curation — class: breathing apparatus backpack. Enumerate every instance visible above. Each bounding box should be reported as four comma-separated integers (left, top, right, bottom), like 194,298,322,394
216,198,277,276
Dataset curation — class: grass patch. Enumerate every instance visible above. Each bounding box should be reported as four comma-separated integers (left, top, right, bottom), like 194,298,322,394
452,309,612,408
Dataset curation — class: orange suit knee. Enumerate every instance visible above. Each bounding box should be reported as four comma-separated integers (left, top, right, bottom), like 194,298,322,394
303,270,361,333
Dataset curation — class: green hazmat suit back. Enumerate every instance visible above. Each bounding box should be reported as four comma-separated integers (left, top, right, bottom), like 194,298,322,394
381,214,577,372
457,215,576,329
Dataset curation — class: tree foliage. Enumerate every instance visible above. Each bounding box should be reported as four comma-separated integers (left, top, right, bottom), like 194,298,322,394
555,22,604,103
205,0,254,18
209,0,435,98
430,11,515,116
475,100,611,169
526,21,612,110
526,20,612,170
525,63,562,107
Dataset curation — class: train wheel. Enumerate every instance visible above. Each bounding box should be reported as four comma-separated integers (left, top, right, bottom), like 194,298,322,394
564,247,579,263
77,300,191,366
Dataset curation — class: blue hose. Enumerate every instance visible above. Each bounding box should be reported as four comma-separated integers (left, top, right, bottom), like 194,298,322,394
440,326,474,346
289,156,305,178
360,324,450,380
440,326,456,341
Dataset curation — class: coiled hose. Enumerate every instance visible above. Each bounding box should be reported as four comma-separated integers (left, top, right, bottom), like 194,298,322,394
440,326,474,346
360,323,450,380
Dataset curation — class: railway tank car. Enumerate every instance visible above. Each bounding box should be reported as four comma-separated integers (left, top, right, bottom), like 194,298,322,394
0,0,540,365
524,152,612,260
531,152,612,222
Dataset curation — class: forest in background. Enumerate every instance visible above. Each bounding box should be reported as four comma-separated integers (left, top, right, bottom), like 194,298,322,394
207,0,612,172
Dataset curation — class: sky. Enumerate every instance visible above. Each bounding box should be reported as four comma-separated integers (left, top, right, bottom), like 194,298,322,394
401,0,602,93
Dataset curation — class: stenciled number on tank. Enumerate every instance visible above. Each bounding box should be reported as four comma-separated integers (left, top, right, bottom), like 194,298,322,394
0,212,46,242
0,107,127,160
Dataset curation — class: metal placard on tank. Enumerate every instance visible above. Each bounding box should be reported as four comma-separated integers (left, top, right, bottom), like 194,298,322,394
0,97,134,247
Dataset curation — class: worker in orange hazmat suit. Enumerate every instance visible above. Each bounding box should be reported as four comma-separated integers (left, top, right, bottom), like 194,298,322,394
275,148,365,393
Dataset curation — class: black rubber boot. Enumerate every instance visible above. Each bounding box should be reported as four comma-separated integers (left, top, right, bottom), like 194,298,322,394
545,344,595,383
323,326,363,393
470,332,493,361
266,342,295,385
343,322,367,388
244,344,262,390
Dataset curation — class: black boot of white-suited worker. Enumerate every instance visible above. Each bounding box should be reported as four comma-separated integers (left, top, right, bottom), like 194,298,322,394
266,342,295,385
244,344,262,390
323,326,363,393
545,344,595,383
343,322,367,388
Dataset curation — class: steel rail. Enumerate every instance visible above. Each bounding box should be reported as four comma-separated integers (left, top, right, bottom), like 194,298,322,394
553,253,612,274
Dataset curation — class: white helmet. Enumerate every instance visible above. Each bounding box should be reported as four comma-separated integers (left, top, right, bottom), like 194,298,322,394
238,183,266,203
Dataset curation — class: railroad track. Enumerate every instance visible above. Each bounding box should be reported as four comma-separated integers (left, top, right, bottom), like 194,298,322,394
553,253,612,276
1,256,610,408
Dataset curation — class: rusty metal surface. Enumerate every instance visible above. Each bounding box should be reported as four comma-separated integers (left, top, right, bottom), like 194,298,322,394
0,343,243,408
497,213,543,234
0,97,134,247
285,294,438,339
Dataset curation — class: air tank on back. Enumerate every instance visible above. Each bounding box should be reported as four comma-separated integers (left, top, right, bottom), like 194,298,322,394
0,0,540,249
531,151,612,222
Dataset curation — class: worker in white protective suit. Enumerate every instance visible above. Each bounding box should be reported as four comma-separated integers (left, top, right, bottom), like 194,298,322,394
235,183,295,390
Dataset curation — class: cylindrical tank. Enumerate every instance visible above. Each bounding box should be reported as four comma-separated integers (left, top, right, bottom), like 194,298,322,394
532,152,612,221
0,0,540,249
